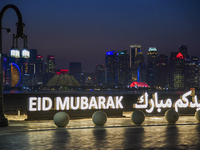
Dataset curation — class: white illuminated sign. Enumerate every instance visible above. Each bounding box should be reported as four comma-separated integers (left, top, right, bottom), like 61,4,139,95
133,90,200,113
28,96,123,111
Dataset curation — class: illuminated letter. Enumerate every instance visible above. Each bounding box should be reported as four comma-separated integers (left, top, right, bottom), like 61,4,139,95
89,96,98,109
190,95,198,108
174,91,192,112
37,97,41,111
134,92,148,108
56,97,69,110
153,92,163,108
98,96,106,109
106,96,115,109
146,99,154,113
116,96,123,109
42,97,52,111
81,96,89,110
164,99,172,108
71,97,80,110
181,91,191,107
29,97,37,111
174,99,182,112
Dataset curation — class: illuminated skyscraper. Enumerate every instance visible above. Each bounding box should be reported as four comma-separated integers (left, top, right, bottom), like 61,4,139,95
116,51,129,84
35,55,43,85
44,55,55,84
134,49,145,82
185,56,199,88
169,52,178,89
45,55,55,73
105,51,117,83
130,44,141,68
10,63,21,87
173,52,185,89
147,47,158,88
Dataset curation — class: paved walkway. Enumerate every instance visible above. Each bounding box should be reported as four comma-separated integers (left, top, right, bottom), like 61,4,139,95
0,115,200,149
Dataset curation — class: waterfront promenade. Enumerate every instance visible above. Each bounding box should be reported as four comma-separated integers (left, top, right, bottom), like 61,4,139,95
1,113,200,149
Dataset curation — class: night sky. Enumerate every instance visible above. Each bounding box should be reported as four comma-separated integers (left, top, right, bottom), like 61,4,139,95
1,0,200,72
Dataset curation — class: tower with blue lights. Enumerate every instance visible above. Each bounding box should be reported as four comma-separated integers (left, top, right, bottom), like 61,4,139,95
105,51,117,84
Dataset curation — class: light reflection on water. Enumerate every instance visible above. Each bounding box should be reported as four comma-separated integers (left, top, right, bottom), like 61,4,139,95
1,125,200,149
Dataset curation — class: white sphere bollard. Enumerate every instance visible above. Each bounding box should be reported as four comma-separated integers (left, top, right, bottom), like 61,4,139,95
92,111,107,126
53,112,70,127
195,110,200,122
165,109,179,124
131,110,145,124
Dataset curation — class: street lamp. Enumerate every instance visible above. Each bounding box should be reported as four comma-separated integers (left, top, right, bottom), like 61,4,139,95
0,4,26,127
10,34,30,58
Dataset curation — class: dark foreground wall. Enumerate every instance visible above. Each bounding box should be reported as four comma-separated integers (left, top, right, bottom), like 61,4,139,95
3,91,199,119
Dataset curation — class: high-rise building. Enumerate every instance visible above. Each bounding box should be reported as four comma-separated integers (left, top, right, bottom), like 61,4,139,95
35,55,43,74
94,64,105,84
179,45,189,59
147,47,158,88
173,52,185,89
116,51,129,84
29,49,37,63
105,51,117,84
156,54,168,89
45,55,55,73
185,56,199,88
69,62,82,83
168,52,178,89
69,62,81,73
3,54,9,86
44,55,55,85
134,49,146,82
35,55,44,85
130,45,141,68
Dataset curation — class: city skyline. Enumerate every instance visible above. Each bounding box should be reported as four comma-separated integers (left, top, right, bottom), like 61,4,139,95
1,0,200,72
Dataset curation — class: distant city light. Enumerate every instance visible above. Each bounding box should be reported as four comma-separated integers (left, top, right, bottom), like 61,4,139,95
106,51,115,55
148,47,157,51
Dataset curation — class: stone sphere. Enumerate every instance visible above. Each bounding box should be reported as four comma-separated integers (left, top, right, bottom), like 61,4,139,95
195,110,200,122
53,112,70,127
92,111,107,126
165,109,179,124
131,110,145,124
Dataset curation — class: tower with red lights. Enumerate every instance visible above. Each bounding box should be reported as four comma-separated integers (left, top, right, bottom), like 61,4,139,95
169,52,186,89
